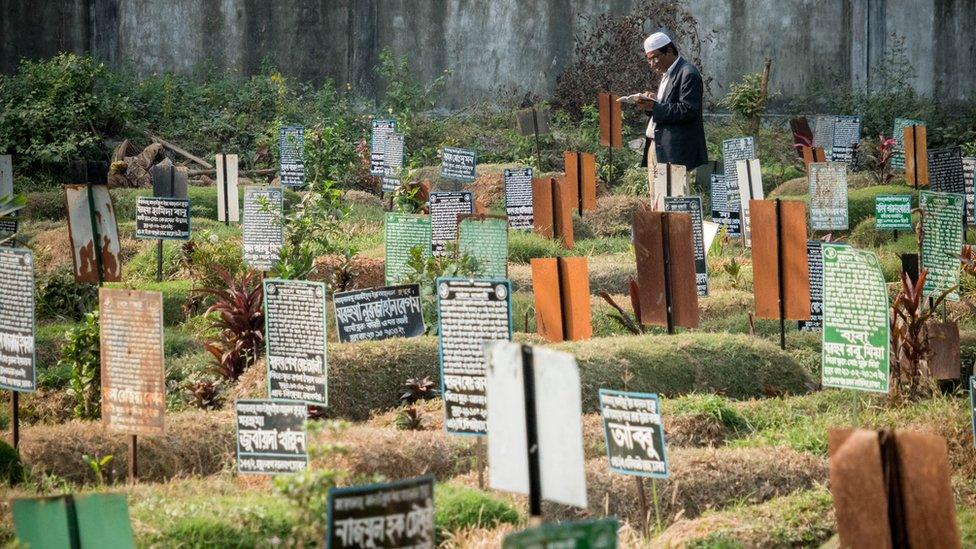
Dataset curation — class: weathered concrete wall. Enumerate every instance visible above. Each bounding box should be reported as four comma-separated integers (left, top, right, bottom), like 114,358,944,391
2,0,974,108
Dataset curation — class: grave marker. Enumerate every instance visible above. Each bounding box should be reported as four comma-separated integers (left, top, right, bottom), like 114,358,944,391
801,145,827,169
928,147,966,195
279,125,305,187
598,92,622,148
504,168,534,230
599,389,669,478
821,244,889,392
812,115,835,156
503,518,618,549
892,117,924,170
664,196,709,296
333,284,424,343
384,212,432,285
830,115,862,165
64,184,122,283
441,147,476,183
135,197,191,240
516,107,551,172
809,162,849,231
964,157,976,224
903,124,928,188
927,321,961,380
874,194,913,230
971,376,976,447
327,476,435,549
429,191,474,256
485,342,587,515
215,153,239,224
920,190,964,301
235,399,308,474
530,256,592,342
790,117,814,154
0,219,17,248
379,132,405,192
563,151,597,214
735,158,764,246
264,279,328,405
457,214,508,278
722,137,755,188
709,173,742,237
650,163,688,211
0,248,35,393
532,177,574,249
369,119,397,175
13,493,135,549
633,207,699,331
797,240,824,332
0,155,11,200
751,200,811,348
148,161,188,200
243,186,284,271
437,278,512,436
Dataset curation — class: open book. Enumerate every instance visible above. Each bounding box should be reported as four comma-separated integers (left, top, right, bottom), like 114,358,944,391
617,93,654,104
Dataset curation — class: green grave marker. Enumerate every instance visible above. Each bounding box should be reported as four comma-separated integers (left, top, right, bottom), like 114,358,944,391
874,194,913,230
503,518,618,549
920,190,964,301
384,212,432,285
13,493,134,549
821,244,889,393
458,216,508,278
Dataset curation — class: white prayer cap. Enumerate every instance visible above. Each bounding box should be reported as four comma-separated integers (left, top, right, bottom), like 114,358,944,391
643,32,672,53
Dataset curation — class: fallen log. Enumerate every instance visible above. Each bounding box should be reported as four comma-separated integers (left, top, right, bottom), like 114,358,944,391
145,131,213,169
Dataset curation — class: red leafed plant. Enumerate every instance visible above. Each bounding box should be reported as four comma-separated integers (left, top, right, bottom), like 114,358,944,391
193,267,264,380
598,278,646,335
863,134,898,186
889,269,952,401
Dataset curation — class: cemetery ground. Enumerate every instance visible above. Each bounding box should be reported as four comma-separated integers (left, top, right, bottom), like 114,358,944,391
3,143,976,546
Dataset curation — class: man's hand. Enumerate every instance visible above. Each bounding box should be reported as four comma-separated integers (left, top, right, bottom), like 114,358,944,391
635,95,656,110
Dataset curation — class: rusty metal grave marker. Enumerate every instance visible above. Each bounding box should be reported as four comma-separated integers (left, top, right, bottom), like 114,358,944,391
64,161,121,284
516,108,551,172
598,92,622,186
530,256,592,342
100,288,166,483
633,207,699,333
532,177,574,249
750,199,811,349
904,124,929,189
562,151,597,216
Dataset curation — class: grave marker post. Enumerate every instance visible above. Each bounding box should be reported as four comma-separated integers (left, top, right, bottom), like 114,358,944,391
904,124,929,190
0,248,35,450
521,345,543,519
76,161,105,285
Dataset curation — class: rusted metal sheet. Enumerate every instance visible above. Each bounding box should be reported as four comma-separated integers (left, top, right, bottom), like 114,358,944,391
64,184,122,283
751,200,811,320
532,177,555,238
100,288,165,436
632,206,699,328
790,117,814,156
904,124,929,187
927,320,960,380
801,146,826,169
553,178,575,249
563,152,579,209
829,429,961,549
580,152,597,212
598,92,622,148
530,257,592,342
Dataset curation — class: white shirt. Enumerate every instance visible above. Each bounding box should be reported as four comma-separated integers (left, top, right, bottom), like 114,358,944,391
646,57,682,139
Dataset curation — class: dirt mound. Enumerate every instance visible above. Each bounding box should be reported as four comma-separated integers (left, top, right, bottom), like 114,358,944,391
576,195,646,238
19,410,235,484
343,189,384,208
309,254,385,290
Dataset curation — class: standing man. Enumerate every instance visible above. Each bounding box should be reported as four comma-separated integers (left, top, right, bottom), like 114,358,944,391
636,32,708,204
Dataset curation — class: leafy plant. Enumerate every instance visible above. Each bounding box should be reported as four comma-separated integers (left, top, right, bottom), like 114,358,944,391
193,268,264,381
859,135,898,186
401,376,438,404
82,453,114,486
376,47,450,116
394,407,426,431
0,441,24,486
35,265,99,321
183,378,223,410
889,270,952,401
403,244,479,334
721,66,773,137
722,257,743,288
273,175,351,280
393,177,429,214
62,310,101,419
598,279,645,335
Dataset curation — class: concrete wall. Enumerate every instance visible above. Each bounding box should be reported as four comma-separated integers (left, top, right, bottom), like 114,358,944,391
2,0,974,108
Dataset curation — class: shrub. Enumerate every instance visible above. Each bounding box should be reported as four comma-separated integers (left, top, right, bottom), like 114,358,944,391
193,268,264,381
36,264,99,321
434,484,521,535
274,176,351,280
61,310,101,419
402,245,478,335
0,441,24,485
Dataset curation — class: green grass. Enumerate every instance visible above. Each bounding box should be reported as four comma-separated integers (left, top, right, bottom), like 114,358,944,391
104,279,194,327
434,483,521,535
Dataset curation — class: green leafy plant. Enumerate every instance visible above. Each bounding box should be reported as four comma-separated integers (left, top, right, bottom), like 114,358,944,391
393,177,429,214
403,244,478,334
0,441,24,486
62,310,101,420
193,268,264,381
273,420,350,542
395,376,438,431
722,257,743,288
394,407,426,431
721,63,773,138
36,265,99,321
273,177,351,280
82,453,114,486
376,47,450,116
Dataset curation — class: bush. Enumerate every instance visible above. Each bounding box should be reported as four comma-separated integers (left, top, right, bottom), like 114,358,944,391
0,441,24,485
434,484,521,535
36,264,99,321
61,310,101,420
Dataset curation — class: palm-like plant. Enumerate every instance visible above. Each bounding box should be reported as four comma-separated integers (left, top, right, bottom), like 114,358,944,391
193,267,264,380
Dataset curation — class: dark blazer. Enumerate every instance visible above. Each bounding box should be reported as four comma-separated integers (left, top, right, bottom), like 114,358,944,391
641,57,708,171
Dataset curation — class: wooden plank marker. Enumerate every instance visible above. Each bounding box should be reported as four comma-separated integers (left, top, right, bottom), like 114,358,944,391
650,163,689,210
750,199,811,349
531,177,574,249
530,256,592,342
633,205,699,333
215,153,239,225
904,124,929,189
736,158,764,246
562,152,597,216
